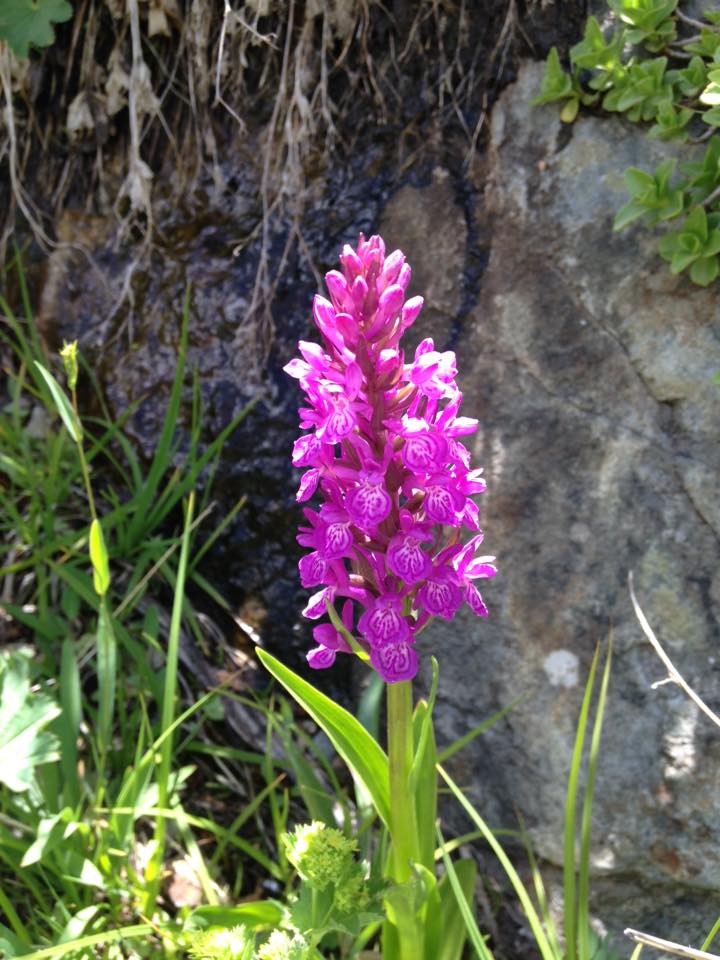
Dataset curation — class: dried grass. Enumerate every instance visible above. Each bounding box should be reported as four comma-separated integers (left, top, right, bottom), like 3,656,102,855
0,0,513,361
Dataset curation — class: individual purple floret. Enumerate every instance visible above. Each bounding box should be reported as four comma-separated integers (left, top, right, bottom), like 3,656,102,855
284,234,496,683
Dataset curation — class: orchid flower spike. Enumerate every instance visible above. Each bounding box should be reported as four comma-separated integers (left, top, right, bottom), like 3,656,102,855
285,234,496,683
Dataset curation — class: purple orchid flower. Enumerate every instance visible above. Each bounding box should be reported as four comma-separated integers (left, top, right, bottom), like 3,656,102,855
285,234,495,683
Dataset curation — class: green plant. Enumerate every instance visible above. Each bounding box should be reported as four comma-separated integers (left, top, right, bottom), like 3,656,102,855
533,1,720,287
0,0,73,59
0,253,293,958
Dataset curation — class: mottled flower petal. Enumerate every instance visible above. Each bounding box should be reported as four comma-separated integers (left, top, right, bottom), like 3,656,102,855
424,484,462,524
323,522,354,560
387,533,431,584
313,622,351,652
296,469,320,502
466,585,489,617
358,594,410,646
307,646,337,669
299,551,327,588
370,641,418,683
402,431,447,472
292,434,321,467
318,394,356,443
417,569,463,620
347,475,392,529
303,588,332,620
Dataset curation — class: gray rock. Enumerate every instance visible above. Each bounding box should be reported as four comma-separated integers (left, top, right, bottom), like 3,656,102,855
421,61,720,951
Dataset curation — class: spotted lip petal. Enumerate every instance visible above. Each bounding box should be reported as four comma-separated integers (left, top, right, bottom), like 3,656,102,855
387,532,431,584
358,594,410,647
417,567,463,620
285,234,495,679
347,475,392,529
370,641,418,683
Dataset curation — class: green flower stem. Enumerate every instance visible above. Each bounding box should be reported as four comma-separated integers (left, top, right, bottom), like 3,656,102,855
70,387,98,523
387,679,422,960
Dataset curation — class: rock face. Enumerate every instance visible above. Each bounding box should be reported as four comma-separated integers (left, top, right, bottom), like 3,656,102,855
425,61,720,948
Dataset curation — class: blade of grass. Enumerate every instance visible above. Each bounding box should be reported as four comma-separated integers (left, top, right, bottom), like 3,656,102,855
208,773,285,869
170,799,219,905
702,917,720,952
578,637,612,959
438,763,557,960
145,397,258,537
0,885,31,944
436,825,493,960
564,645,601,960
58,639,82,808
96,598,117,775
126,288,190,547
437,695,527,764
15,923,154,960
143,490,195,915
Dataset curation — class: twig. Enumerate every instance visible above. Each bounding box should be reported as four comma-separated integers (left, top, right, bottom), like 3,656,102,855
214,1,246,130
628,571,720,729
688,127,716,144
675,9,716,32
625,928,720,959
701,183,720,208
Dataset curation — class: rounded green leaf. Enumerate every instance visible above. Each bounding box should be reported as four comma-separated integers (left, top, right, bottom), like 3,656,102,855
690,255,719,286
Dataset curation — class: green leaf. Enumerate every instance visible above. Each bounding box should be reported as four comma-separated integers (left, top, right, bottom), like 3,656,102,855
613,199,650,231
89,518,111,596
684,205,709,242
690,255,719,285
257,649,391,829
13,924,153,960
410,697,437,872
623,167,655,197
21,807,77,867
670,248,699,274
570,16,623,72
436,858,482,960
96,599,117,757
530,47,574,106
33,360,82,442
436,830,492,960
677,56,707,97
560,97,580,123
58,638,82,807
701,79,720,106
185,902,284,931
0,0,73,58
577,640,613,959
0,651,60,792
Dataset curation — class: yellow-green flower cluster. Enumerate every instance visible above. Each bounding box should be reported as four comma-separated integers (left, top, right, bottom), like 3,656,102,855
256,930,308,960
59,340,79,391
283,821,357,891
186,925,254,960
334,868,370,915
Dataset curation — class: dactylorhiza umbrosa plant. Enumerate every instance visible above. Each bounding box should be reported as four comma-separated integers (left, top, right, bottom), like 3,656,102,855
284,234,496,683
260,233,496,960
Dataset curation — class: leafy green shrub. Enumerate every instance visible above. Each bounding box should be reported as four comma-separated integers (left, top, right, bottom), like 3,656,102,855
533,0,720,286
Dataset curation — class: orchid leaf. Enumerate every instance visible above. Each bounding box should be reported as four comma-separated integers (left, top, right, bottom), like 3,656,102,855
257,649,391,829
